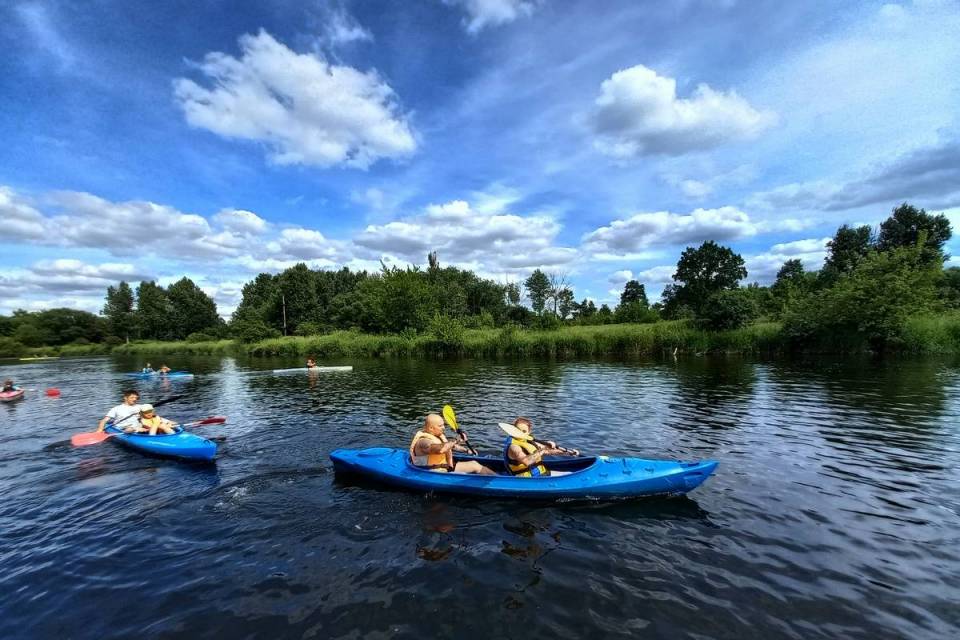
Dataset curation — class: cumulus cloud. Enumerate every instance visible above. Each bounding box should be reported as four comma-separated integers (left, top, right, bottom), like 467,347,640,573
355,198,577,273
322,8,374,45
608,269,632,284
589,64,776,158
445,0,537,34
0,186,47,242
748,138,960,212
583,206,761,253
635,265,676,284
213,208,268,234
745,238,830,282
173,30,416,169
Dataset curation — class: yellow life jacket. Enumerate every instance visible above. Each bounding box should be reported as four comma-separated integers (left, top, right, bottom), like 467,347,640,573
504,437,550,477
409,431,452,471
141,416,169,430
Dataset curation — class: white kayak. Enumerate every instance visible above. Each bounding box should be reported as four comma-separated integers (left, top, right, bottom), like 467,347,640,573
272,366,354,374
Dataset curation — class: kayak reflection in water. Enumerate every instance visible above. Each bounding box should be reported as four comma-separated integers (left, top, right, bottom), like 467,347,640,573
504,417,579,477
410,414,496,475
132,404,176,436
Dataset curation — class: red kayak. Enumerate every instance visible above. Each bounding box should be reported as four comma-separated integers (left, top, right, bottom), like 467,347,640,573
0,389,25,402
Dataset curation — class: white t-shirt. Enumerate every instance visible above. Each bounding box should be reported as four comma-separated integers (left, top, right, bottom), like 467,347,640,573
106,403,143,426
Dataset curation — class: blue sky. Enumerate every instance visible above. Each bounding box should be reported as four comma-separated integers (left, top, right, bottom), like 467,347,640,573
2,0,959,316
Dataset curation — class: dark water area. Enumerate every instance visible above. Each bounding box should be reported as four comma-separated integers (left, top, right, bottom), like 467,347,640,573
1,354,959,639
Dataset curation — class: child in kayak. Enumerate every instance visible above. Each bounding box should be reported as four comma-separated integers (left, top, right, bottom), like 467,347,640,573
2,379,20,392
158,365,172,375
306,357,317,369
97,390,142,432
137,404,177,436
504,417,579,477
141,363,154,374
410,414,496,475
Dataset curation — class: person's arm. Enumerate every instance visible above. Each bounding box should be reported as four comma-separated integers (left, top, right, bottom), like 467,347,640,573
508,443,546,469
97,414,110,432
415,439,455,456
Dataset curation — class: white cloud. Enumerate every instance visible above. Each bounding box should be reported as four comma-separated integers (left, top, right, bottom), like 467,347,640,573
213,209,268,234
14,2,78,71
745,238,830,282
445,0,538,34
354,198,576,273
0,186,47,242
583,206,761,253
589,64,776,158
769,237,830,255
635,265,675,284
608,269,632,284
173,30,416,169
323,8,374,45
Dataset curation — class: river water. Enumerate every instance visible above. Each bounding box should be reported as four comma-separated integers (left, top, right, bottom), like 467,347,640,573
1,355,958,639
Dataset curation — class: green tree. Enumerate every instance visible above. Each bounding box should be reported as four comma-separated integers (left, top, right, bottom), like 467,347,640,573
505,282,521,306
166,277,220,339
784,240,941,348
276,264,319,334
524,269,551,315
662,241,747,318
821,224,873,285
619,280,648,307
940,266,960,308
596,304,613,324
103,281,136,342
877,202,951,263
700,289,758,330
556,287,575,319
136,281,173,340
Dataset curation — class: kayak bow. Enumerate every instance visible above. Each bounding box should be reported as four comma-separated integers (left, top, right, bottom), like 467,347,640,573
0,389,25,402
330,448,717,500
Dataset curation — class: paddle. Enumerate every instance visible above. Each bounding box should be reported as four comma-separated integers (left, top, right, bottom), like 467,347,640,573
441,404,479,455
498,422,580,456
69,395,186,446
71,416,226,447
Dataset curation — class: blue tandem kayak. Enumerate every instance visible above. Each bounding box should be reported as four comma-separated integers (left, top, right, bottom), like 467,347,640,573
105,424,217,461
123,371,194,379
329,448,717,500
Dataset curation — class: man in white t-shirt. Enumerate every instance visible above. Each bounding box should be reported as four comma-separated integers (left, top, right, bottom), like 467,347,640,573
96,390,142,432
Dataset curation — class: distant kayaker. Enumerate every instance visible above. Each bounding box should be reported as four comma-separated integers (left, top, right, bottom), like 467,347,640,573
141,363,154,374
410,414,496,475
158,365,172,375
2,379,19,392
504,417,579,477
96,390,142,432
306,357,317,369
136,404,176,436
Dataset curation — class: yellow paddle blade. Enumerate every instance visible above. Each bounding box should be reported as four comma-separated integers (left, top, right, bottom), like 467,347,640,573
499,422,533,440
442,404,459,431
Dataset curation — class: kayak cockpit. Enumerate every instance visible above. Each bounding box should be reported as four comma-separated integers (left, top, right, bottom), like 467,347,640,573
406,453,598,477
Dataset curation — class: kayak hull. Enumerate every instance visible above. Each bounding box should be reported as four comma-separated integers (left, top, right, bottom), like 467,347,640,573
123,371,194,379
0,389,25,402
105,425,216,461
330,448,717,500
272,366,353,374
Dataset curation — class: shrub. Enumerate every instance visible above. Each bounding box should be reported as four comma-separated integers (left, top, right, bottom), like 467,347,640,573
104,335,125,347
232,319,281,343
186,332,216,343
699,289,759,331
0,337,26,358
428,314,466,350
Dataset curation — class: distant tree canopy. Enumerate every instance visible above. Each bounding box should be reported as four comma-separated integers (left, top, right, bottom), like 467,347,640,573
662,241,747,318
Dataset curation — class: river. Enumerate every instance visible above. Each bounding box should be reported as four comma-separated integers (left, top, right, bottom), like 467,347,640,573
1,355,958,639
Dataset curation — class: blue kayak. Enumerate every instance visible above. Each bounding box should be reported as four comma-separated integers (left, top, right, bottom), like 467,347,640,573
105,424,217,461
123,371,194,379
330,448,717,500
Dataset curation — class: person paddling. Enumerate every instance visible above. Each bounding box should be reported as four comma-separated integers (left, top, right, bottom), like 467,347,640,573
504,417,579,477
2,379,20,392
141,363,154,374
410,414,495,475
157,365,172,376
96,390,142,432
306,357,317,369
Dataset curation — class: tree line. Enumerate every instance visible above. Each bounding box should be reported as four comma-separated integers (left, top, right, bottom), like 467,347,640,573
1,202,957,355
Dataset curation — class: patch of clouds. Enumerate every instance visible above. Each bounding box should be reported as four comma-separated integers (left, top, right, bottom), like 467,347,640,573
608,269,632,285
588,64,776,158
13,2,78,71
635,265,676,285
322,8,374,46
213,208,269,234
173,30,416,169
354,198,577,274
745,237,830,282
0,186,47,243
583,206,763,253
662,163,758,201
748,137,960,212
445,0,538,34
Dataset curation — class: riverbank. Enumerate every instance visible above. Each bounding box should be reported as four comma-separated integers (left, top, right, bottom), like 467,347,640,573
6,315,960,359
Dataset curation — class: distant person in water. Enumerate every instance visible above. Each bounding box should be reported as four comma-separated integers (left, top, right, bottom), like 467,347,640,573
2,379,19,392
141,363,154,374
504,417,579,477
306,357,317,369
135,404,176,436
97,390,142,432
158,365,172,375
409,414,496,475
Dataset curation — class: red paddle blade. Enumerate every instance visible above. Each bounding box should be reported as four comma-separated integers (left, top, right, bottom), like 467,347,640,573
71,431,112,446
185,416,227,427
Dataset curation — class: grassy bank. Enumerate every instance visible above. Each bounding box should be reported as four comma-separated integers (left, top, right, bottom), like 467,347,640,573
9,316,960,361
